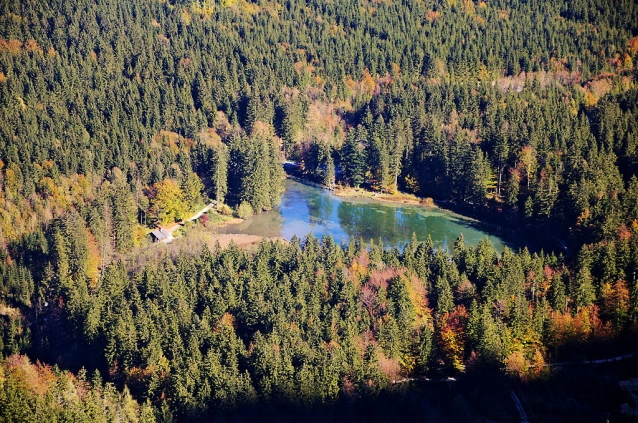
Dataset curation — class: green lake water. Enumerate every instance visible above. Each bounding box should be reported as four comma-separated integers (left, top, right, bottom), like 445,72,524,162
218,179,517,252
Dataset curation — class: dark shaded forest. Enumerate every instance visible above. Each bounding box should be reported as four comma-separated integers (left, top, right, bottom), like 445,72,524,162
1,0,638,421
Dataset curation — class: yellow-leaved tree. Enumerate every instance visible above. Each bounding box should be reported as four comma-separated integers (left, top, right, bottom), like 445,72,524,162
150,179,188,225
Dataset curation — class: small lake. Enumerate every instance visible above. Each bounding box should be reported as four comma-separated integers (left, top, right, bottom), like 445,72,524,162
217,179,518,253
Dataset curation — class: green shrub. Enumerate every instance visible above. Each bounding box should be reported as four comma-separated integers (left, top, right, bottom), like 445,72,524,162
218,203,234,216
236,202,254,219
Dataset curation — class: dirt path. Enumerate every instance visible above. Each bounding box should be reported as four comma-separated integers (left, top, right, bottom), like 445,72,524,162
511,391,530,423
156,202,219,242
548,350,638,367
188,202,217,221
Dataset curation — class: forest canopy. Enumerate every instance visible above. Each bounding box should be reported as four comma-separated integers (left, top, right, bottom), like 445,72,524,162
1,0,638,421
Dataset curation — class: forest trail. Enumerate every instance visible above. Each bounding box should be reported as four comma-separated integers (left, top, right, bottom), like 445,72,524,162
157,202,217,241
511,391,530,423
548,350,638,367
188,201,217,222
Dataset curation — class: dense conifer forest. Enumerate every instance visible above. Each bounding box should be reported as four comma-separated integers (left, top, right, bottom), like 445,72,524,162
1,0,638,421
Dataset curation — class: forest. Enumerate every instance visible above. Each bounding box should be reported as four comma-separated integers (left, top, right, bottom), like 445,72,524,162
1,0,638,421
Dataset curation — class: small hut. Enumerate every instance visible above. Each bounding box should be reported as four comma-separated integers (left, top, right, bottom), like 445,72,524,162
150,227,170,243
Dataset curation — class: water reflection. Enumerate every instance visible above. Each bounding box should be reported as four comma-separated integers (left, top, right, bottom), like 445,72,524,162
217,179,514,252
306,192,334,226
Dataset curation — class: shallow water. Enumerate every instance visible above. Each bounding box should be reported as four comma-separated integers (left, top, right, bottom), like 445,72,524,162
217,179,518,252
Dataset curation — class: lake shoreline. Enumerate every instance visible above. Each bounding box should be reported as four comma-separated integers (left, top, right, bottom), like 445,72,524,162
239,177,513,252
284,174,537,238
213,217,244,227
332,186,436,208
281,174,545,252
285,174,439,210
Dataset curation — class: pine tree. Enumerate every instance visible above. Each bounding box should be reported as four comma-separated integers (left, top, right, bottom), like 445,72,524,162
213,142,229,203
340,130,366,188
572,248,596,312
181,172,204,210
434,276,454,316
324,152,335,190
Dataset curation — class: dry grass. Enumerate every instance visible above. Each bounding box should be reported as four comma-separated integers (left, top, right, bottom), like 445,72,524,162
421,197,435,207
334,186,436,208
125,215,284,273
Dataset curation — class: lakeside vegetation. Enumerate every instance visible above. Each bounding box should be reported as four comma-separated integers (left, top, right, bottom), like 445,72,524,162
1,0,638,420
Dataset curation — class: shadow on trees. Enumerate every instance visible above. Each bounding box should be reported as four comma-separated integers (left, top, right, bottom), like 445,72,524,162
163,358,638,423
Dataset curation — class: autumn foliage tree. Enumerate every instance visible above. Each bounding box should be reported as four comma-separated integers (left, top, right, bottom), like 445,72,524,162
149,179,189,225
